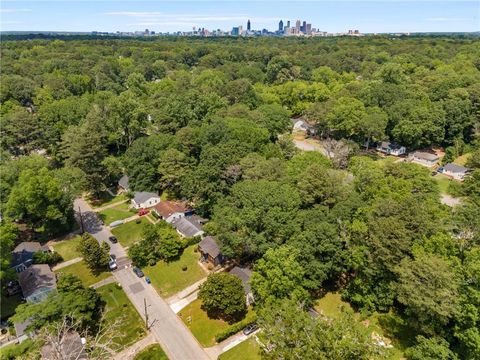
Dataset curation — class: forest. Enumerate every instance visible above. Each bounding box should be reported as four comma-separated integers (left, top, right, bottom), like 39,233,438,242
1,35,479,359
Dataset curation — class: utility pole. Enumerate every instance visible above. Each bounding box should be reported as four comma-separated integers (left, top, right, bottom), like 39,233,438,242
144,298,149,330
78,206,84,234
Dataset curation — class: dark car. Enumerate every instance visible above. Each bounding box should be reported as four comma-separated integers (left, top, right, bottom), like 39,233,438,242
243,323,258,335
109,236,118,243
133,267,144,278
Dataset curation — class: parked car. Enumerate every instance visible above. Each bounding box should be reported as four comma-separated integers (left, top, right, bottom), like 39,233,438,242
243,323,258,335
133,267,144,278
145,276,151,284
108,236,118,243
138,208,149,216
108,255,117,270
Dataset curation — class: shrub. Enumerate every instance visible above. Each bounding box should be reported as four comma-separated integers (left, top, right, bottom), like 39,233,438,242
215,314,258,343
185,235,202,247
33,251,63,265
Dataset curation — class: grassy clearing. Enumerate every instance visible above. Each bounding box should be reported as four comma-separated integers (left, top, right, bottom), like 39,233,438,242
314,292,406,359
87,192,127,209
1,292,23,320
97,283,146,349
111,217,149,248
134,344,169,360
453,153,471,166
178,299,256,347
143,245,206,298
51,235,82,261
98,202,136,225
219,338,261,360
55,260,111,287
434,173,454,195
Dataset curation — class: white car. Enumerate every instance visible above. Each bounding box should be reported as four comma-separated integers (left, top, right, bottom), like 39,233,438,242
108,255,117,270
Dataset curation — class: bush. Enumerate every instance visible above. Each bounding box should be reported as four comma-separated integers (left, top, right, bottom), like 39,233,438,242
215,314,258,343
185,235,202,247
151,211,160,219
33,251,63,265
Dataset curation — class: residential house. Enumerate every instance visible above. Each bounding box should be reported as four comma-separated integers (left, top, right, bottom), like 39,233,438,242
153,200,192,223
12,242,50,272
410,151,439,168
229,266,254,305
291,118,316,136
376,141,406,156
18,264,57,303
41,331,87,360
118,175,129,191
439,163,469,180
198,236,223,266
171,216,205,238
131,191,160,209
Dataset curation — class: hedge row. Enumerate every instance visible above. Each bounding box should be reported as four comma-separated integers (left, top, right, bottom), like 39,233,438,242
215,314,258,343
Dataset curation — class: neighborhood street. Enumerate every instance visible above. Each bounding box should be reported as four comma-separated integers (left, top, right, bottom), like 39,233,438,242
74,198,210,360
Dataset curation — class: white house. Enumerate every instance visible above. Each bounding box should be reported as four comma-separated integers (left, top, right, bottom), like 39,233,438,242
153,200,192,223
377,141,406,156
131,191,160,209
171,216,205,238
439,163,469,180
410,151,439,168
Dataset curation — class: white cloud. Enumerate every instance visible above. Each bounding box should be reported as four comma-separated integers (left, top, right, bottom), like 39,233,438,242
0,8,31,13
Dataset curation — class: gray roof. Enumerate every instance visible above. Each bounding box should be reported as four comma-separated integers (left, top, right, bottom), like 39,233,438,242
41,331,87,360
413,151,439,161
18,264,57,300
444,163,468,174
12,242,49,267
198,236,221,258
118,175,129,189
378,141,404,150
229,266,252,295
172,216,204,238
133,191,159,204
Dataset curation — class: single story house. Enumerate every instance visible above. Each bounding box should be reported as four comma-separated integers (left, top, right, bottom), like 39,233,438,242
118,175,129,191
376,141,406,156
291,118,316,136
410,151,439,168
171,216,205,238
198,236,223,266
18,264,57,303
229,266,254,305
439,163,469,180
12,242,50,272
41,331,87,360
131,191,160,209
153,200,192,223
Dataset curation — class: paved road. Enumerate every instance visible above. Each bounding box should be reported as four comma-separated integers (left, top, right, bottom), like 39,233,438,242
74,198,210,360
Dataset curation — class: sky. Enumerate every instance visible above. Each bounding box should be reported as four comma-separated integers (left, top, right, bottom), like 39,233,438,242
1,1,479,33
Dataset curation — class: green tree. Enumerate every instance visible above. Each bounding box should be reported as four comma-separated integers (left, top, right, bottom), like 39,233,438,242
157,149,193,197
405,336,457,360
327,97,367,138
198,273,247,322
0,222,18,280
77,233,110,270
359,107,388,149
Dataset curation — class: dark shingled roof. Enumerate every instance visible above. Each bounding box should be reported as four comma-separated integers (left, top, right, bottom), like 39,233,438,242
12,242,49,267
229,266,252,295
172,216,204,238
444,163,468,173
118,174,129,190
198,236,221,258
18,264,56,300
41,331,87,360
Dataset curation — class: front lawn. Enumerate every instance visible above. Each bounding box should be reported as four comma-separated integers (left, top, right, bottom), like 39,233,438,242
143,245,206,298
178,299,256,347
219,338,261,360
51,235,82,261
111,217,149,248
98,202,136,225
96,283,146,350
55,260,111,287
134,344,168,360
1,292,23,320
434,173,454,195
87,192,127,209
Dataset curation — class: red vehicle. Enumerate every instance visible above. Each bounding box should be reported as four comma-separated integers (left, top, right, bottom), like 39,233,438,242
138,208,149,216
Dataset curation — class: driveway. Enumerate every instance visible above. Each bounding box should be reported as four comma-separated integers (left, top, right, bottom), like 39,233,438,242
74,198,210,360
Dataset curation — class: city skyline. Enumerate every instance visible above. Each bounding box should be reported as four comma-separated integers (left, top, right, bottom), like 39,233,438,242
1,1,479,34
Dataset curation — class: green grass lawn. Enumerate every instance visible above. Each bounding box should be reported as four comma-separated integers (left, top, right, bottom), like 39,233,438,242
55,260,111,287
98,202,136,225
111,217,149,248
178,299,256,347
219,338,261,360
1,293,23,320
96,283,146,350
51,235,82,261
87,192,127,209
434,173,454,195
143,245,206,298
134,344,169,360
453,153,471,166
314,292,405,359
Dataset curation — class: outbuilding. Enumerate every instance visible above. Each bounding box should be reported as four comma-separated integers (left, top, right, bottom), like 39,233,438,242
198,236,223,266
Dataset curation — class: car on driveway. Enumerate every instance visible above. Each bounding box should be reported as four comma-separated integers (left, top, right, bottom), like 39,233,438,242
243,323,258,335
133,267,144,278
109,236,118,243
108,255,117,270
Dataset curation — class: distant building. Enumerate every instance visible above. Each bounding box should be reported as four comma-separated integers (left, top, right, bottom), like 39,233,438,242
231,27,239,36
229,266,254,305
287,20,291,28
295,19,301,33
306,23,312,34
12,242,50,272
18,264,57,303
302,21,307,33
198,236,223,266
278,20,284,32
131,191,160,209
410,151,439,168
247,19,251,31
439,163,469,180
377,141,406,156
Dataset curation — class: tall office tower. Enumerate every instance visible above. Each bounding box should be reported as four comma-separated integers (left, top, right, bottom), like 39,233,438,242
279,20,284,32
306,23,312,34
302,21,307,33
231,27,239,36
287,20,290,28
295,19,301,32
247,19,251,31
